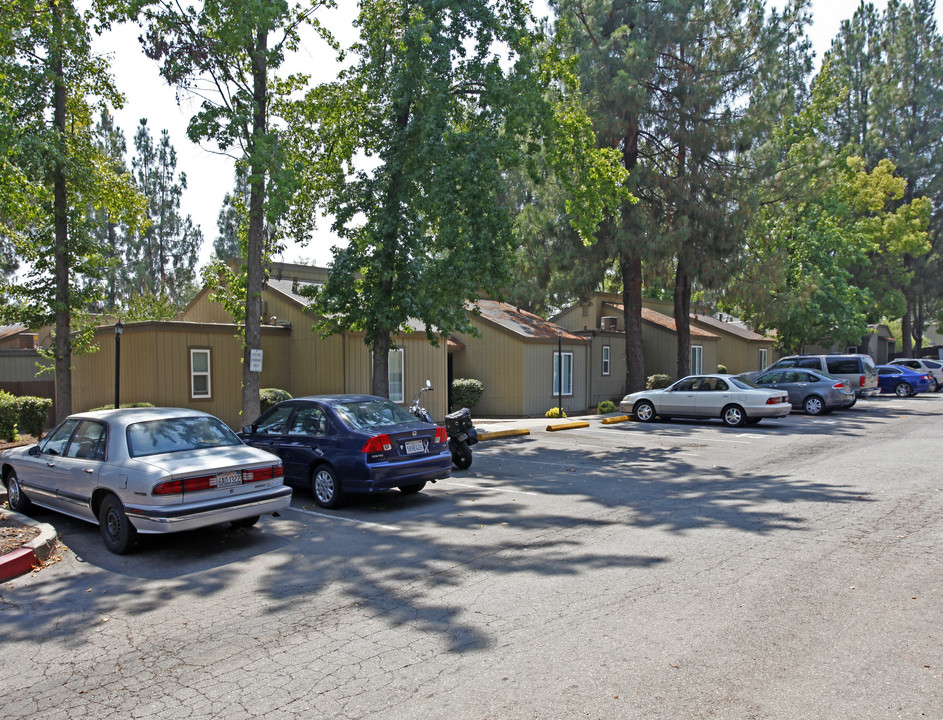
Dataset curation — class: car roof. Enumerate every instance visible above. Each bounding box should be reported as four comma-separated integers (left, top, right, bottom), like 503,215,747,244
290,394,389,405
68,407,215,424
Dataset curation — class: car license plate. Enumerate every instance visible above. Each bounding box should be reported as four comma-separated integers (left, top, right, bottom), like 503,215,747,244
215,471,243,488
404,440,424,455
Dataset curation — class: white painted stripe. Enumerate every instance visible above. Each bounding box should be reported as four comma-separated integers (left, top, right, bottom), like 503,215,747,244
285,506,400,530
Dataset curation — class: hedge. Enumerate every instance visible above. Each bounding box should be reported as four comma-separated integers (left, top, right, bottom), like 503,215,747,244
0,392,54,441
451,378,483,410
261,388,292,412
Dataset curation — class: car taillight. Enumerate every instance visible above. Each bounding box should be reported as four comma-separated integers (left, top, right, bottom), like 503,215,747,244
434,426,447,444
244,465,283,482
361,434,393,453
766,396,783,405
832,382,845,389
154,474,214,495
859,375,865,387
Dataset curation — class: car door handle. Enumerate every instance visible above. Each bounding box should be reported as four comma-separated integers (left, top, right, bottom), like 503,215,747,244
84,468,94,474
46,461,56,467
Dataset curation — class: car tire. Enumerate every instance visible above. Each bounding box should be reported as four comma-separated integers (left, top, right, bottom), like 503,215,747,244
803,395,825,415
895,382,914,398
5,470,32,514
311,465,343,509
633,400,656,422
231,515,260,528
400,482,426,495
98,495,137,555
721,404,746,427
846,397,857,408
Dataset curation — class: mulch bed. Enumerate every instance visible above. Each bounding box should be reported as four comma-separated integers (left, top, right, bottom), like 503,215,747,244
1,435,42,556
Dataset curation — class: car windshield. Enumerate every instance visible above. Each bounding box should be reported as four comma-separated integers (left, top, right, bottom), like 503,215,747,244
729,377,759,389
332,399,416,430
127,417,242,458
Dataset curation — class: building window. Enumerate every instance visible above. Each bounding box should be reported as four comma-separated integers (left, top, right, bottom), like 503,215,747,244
388,348,404,403
758,347,768,370
190,349,211,399
691,345,703,375
602,345,611,376
553,352,573,396
846,346,858,354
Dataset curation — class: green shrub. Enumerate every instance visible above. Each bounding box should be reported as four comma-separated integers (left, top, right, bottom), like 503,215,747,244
451,378,484,409
646,374,671,389
15,396,53,437
0,390,18,442
597,400,617,414
545,407,567,419
260,388,292,412
717,364,728,374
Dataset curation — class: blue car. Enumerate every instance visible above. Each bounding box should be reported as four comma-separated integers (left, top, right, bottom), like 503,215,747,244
239,394,451,508
876,364,933,397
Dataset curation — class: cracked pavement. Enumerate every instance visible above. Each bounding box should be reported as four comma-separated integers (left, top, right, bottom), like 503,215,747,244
1,395,941,718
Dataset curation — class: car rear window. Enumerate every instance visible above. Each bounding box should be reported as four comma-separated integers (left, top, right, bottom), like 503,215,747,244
826,358,860,374
127,417,242,458
924,360,941,369
332,399,417,430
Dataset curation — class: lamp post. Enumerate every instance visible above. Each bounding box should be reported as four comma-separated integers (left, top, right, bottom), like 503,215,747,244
114,320,123,409
557,329,563,417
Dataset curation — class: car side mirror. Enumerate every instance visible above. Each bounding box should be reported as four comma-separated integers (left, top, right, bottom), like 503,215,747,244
241,425,252,434
28,445,40,457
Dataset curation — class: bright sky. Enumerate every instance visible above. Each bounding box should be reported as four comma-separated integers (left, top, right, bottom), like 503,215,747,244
92,1,942,271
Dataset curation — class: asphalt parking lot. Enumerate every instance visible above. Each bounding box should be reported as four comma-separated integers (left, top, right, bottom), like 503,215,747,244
2,393,941,719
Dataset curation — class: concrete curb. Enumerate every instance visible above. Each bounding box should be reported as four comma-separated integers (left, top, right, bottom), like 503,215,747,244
0,504,59,581
546,421,591,432
478,428,531,441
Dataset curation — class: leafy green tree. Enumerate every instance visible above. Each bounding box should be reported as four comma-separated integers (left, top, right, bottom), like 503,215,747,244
0,0,145,421
213,165,250,263
288,0,626,397
126,118,202,308
89,109,129,310
136,0,336,420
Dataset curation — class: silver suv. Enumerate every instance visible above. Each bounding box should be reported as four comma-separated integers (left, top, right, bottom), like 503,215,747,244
760,354,879,400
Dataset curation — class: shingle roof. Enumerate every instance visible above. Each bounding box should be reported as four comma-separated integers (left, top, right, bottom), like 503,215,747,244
606,303,719,338
690,313,775,342
473,300,587,342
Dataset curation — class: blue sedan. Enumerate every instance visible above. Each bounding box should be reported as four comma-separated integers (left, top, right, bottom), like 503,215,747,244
239,394,452,508
876,364,933,397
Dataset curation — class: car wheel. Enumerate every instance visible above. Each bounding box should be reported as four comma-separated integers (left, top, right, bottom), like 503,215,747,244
311,465,343,509
895,382,914,398
400,482,426,495
633,400,656,422
98,495,137,555
231,515,260,528
803,395,825,415
721,404,746,427
5,470,32,514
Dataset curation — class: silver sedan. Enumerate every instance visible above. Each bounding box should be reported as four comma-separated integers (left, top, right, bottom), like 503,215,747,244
0,407,292,553
620,374,792,427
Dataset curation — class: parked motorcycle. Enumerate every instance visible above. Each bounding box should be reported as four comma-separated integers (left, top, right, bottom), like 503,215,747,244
408,380,478,470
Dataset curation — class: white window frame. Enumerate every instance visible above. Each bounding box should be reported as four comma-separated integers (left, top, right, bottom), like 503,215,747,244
553,352,574,396
190,348,212,399
758,347,768,371
691,345,704,375
388,348,404,403
602,345,611,376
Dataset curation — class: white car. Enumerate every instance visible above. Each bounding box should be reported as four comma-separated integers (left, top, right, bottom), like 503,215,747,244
620,374,792,427
1,407,292,553
888,358,943,392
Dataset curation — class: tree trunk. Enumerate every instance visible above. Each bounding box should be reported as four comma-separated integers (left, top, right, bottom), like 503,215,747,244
242,28,268,424
901,303,913,358
51,1,71,423
621,255,645,393
371,328,391,398
674,262,691,378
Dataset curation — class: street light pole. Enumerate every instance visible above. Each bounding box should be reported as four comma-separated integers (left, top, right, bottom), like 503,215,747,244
114,320,123,409
557,329,563,417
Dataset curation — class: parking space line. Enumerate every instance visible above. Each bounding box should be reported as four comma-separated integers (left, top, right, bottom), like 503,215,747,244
440,480,542,496
285,506,401,530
